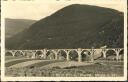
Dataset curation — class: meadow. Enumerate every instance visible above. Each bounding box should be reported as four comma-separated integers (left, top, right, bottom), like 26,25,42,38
5,56,123,77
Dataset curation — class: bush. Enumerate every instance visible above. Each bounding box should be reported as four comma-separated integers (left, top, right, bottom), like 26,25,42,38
64,66,77,69
29,66,35,69
94,62,103,65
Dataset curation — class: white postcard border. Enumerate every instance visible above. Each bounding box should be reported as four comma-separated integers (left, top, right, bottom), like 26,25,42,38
1,0,127,81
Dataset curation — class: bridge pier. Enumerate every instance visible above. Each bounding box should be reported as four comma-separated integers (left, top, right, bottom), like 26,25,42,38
31,51,36,59
55,52,58,60
43,49,47,59
90,49,95,62
115,49,121,61
22,51,26,56
102,49,107,59
12,52,15,57
116,52,119,61
65,50,70,61
78,48,82,62
78,54,82,62
67,53,70,61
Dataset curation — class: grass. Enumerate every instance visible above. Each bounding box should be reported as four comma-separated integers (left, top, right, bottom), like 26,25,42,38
5,59,40,67
5,55,124,77
26,60,64,68
5,56,26,60
5,56,64,67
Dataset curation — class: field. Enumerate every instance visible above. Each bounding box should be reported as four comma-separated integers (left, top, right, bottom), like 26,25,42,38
5,56,124,77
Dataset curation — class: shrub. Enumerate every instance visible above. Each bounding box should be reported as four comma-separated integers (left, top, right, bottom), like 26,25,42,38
64,66,77,69
94,62,103,65
29,66,35,69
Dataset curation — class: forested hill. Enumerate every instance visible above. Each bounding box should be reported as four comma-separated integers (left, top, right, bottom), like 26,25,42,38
6,4,124,49
5,18,36,38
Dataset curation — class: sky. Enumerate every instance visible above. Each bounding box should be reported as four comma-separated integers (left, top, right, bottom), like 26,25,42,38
2,0,126,20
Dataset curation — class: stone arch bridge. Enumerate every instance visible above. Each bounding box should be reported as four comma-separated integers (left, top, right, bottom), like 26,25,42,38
5,48,124,62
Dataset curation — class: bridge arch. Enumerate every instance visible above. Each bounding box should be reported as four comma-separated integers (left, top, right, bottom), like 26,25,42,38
35,50,43,59
106,49,116,60
5,51,14,56
57,50,67,60
25,51,34,58
81,50,91,61
46,50,57,60
14,51,24,57
69,50,78,61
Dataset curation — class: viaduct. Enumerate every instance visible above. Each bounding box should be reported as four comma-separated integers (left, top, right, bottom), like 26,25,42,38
5,48,124,62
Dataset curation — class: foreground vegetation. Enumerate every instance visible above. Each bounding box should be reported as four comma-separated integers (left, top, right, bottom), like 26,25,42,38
5,61,123,77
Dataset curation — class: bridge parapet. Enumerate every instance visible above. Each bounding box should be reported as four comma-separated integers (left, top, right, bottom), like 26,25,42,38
6,48,123,52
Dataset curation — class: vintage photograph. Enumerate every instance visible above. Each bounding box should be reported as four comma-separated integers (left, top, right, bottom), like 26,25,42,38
1,0,127,81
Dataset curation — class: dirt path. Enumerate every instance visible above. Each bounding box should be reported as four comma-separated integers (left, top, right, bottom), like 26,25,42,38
8,60,50,68
5,58,29,63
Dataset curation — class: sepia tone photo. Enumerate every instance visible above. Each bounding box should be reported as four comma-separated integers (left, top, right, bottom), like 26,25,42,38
1,0,127,81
